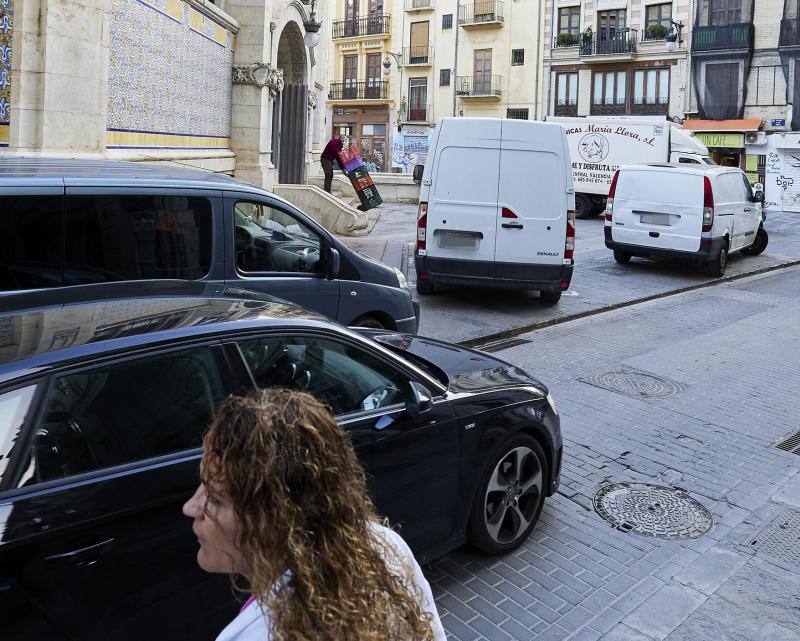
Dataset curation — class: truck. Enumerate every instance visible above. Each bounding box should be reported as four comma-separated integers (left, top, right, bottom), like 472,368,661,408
547,116,713,218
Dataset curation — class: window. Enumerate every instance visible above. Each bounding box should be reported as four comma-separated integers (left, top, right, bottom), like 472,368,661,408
19,347,229,486
409,78,428,121
442,13,453,28
440,68,451,86
633,68,669,105
64,195,213,285
645,3,672,32
593,70,627,105
409,21,430,64
234,202,323,274
558,6,580,36
0,385,37,487
511,49,524,66
0,196,64,291
238,336,411,417
703,62,740,119
709,0,742,26
679,157,701,164
506,108,529,120
557,72,579,107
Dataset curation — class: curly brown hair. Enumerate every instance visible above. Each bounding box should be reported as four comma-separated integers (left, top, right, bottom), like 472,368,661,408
201,388,436,641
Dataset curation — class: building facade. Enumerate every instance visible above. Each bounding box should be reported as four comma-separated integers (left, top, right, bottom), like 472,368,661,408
326,0,545,173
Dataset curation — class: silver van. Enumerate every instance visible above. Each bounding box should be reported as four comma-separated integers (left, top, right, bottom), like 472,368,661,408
0,158,418,330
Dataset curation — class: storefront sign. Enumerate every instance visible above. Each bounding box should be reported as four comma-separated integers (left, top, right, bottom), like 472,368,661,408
772,119,786,127
695,133,744,148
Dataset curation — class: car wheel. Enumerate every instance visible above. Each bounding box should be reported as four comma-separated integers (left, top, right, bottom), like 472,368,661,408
467,435,548,555
575,194,592,219
539,290,562,305
707,242,728,277
350,315,386,329
416,278,435,295
742,226,768,256
613,250,631,265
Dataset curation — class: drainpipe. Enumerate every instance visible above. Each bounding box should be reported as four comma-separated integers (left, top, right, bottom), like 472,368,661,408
533,0,542,119
453,0,460,116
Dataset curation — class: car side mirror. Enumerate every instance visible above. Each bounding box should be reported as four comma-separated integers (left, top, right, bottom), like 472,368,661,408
406,381,433,417
328,247,340,280
412,164,424,184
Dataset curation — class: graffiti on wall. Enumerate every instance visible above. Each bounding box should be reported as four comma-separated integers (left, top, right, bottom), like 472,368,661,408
0,0,13,147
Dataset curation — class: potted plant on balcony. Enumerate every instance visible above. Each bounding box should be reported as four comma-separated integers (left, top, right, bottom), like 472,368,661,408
646,23,668,40
557,32,577,47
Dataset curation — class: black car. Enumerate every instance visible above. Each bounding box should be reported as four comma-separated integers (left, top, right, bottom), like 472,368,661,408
0,283,562,641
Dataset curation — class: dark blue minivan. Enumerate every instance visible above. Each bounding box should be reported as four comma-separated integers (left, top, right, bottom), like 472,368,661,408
0,158,418,330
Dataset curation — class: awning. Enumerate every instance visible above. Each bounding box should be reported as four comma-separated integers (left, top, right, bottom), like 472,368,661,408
683,119,762,132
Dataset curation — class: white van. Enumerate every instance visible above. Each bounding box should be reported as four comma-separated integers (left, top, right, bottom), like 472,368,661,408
414,118,575,304
604,164,768,277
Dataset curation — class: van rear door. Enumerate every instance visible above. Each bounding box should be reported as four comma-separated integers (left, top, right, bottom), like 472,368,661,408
427,119,500,266
495,120,567,269
611,168,703,252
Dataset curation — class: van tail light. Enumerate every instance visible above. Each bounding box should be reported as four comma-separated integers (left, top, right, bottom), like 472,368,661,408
605,170,620,222
416,201,428,250
565,209,576,261
702,176,714,232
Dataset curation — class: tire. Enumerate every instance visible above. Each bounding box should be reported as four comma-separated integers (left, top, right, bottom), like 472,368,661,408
467,434,549,555
706,242,728,278
539,290,562,305
350,315,386,329
741,226,768,256
416,278,435,295
575,194,593,219
613,250,631,265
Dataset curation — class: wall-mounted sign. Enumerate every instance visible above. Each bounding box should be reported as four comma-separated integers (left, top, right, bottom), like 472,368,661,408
772,119,786,127
695,132,744,148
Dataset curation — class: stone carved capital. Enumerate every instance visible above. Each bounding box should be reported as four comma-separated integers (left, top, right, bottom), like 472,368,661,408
232,63,285,99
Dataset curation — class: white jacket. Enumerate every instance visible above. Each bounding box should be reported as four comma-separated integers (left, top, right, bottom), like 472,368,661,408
215,523,447,641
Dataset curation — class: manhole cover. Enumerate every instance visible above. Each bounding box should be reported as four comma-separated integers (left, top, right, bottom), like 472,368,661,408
750,510,800,568
594,483,713,540
580,369,687,400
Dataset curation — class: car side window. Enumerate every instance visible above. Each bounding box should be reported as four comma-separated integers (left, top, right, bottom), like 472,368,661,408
238,336,411,417
234,202,322,274
740,174,754,201
16,346,229,487
678,157,700,164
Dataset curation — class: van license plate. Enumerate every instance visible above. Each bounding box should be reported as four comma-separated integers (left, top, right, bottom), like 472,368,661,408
435,230,481,249
639,213,671,226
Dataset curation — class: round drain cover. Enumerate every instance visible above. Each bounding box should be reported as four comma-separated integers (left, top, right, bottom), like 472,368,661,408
582,370,684,399
594,483,713,540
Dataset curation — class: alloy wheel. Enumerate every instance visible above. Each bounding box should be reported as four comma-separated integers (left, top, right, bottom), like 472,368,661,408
483,446,543,544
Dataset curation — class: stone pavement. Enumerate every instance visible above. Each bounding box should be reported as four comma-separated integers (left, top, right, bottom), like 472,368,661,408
421,264,800,641
337,206,800,344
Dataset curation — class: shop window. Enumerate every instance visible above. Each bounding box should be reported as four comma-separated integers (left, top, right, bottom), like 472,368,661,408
592,71,626,114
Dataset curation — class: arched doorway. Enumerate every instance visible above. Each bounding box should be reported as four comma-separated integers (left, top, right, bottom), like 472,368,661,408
273,22,308,184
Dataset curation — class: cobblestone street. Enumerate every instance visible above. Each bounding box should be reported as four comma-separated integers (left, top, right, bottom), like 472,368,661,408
424,264,800,641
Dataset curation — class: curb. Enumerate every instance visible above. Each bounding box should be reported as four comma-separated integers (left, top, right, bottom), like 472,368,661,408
459,258,800,350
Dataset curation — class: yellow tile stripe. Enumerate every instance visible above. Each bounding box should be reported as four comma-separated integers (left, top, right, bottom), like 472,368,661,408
139,0,184,23
188,7,229,47
0,123,9,145
106,130,230,149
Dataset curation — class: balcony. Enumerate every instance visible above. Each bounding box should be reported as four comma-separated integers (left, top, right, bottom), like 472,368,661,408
328,80,389,101
403,46,433,66
331,15,391,39
590,102,627,116
580,28,637,59
691,23,754,52
405,0,433,11
554,101,577,116
406,103,431,122
455,75,502,98
458,1,504,27
779,18,800,48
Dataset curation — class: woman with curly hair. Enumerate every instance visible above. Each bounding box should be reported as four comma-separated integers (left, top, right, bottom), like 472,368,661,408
182,388,446,641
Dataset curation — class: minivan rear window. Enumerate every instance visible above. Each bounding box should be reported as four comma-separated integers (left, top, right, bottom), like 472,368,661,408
65,195,213,284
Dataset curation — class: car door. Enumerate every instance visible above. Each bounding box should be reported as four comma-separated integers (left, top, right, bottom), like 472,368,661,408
0,344,244,641
224,195,340,321
229,332,460,552
739,171,760,246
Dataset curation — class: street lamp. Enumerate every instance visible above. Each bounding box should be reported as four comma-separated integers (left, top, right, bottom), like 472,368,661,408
665,20,684,52
303,0,321,48
383,52,402,75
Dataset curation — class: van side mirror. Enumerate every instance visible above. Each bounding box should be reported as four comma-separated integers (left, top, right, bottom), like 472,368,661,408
412,165,424,184
406,381,433,417
328,248,340,280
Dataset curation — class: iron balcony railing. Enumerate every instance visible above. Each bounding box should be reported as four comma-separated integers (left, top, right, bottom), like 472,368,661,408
779,18,800,48
553,33,579,48
328,80,389,101
405,0,433,10
331,15,391,39
632,97,669,115
458,1,504,25
455,75,502,97
580,28,637,55
692,23,754,52
403,46,433,65
554,100,578,116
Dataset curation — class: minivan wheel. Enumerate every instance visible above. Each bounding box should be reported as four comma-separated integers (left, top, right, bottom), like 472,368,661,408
575,194,592,219
742,226,768,256
613,250,631,265
707,243,728,277
416,279,435,295
467,435,548,555
539,290,562,305
351,315,387,329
